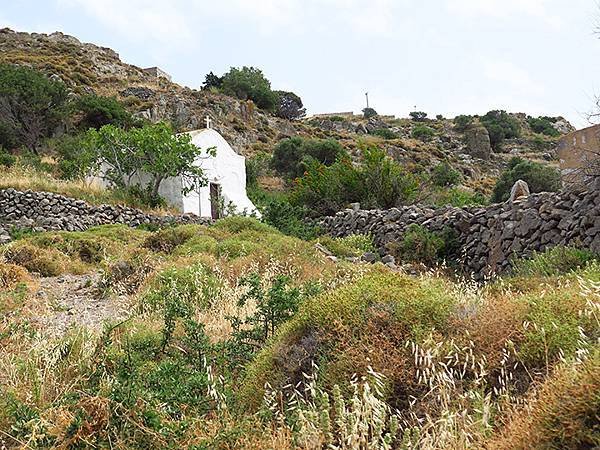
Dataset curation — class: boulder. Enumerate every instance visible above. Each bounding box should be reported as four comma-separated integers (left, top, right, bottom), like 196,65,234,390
509,180,530,203
464,125,492,160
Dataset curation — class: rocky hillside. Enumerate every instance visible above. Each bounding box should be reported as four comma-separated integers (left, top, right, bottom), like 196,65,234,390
0,28,575,193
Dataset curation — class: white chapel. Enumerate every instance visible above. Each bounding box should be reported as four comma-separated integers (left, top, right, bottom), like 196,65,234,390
90,118,260,219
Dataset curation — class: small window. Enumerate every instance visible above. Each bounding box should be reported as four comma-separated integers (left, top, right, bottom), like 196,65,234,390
573,136,577,146
582,134,587,144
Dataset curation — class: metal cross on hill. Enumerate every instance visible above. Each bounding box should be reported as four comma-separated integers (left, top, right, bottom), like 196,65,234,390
205,115,212,129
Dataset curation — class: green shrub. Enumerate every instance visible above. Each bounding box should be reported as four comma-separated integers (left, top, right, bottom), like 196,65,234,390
372,128,398,139
75,94,133,130
291,146,420,216
362,107,378,118
409,111,428,122
512,246,599,277
316,234,374,258
431,161,460,187
245,152,271,187
395,224,444,265
261,198,320,240
0,147,16,167
434,187,487,207
411,125,435,141
143,225,198,253
453,115,474,131
0,64,69,152
480,110,521,150
212,216,275,234
491,157,561,202
270,137,345,179
527,116,560,137
52,134,96,179
220,66,278,111
225,273,303,367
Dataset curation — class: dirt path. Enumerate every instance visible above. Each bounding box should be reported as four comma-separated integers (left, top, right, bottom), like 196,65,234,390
30,272,131,336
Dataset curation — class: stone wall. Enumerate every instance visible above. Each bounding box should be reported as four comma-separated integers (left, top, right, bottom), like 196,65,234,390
319,190,600,278
0,188,212,244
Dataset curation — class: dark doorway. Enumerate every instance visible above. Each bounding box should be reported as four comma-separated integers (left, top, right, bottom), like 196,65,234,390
210,182,222,219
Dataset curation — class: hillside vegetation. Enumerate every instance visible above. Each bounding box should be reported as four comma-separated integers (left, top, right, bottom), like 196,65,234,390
0,219,598,448
0,28,597,449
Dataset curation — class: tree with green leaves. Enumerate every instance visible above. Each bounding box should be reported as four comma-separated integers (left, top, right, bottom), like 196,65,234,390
491,157,561,202
85,122,212,200
480,110,521,150
220,66,278,111
270,136,345,179
75,94,133,130
0,64,69,152
201,71,223,91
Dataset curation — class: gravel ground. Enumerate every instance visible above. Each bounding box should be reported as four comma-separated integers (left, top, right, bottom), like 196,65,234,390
31,272,131,336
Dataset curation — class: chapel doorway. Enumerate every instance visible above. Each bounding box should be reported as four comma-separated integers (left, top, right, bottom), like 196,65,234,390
210,182,222,219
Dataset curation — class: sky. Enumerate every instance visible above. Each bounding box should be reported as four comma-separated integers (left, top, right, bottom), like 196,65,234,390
2,0,599,128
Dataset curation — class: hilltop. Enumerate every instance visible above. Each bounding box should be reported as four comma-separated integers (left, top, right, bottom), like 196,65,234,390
0,28,574,197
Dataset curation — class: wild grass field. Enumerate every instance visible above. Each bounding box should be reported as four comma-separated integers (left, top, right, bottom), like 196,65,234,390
0,217,598,449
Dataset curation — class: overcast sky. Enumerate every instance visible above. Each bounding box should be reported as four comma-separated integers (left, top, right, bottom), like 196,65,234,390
2,0,599,127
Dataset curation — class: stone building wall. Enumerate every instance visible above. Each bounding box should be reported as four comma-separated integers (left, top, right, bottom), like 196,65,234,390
319,190,600,278
0,188,212,243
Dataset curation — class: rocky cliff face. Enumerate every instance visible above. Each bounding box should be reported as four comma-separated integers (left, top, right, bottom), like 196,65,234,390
0,28,303,156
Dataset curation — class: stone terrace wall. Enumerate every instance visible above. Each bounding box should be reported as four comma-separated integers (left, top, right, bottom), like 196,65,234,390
0,188,212,243
319,190,600,278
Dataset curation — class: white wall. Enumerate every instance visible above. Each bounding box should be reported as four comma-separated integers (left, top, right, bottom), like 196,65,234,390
182,129,260,218
86,129,260,218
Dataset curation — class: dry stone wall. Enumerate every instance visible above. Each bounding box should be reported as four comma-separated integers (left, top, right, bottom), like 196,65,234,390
319,190,600,278
0,188,212,243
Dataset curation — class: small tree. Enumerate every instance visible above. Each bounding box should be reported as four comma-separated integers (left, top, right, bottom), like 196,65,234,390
271,136,344,179
362,107,378,118
491,157,561,202
0,64,69,152
481,110,520,150
409,111,428,122
85,122,212,200
453,114,474,131
75,94,133,130
274,90,306,120
220,66,278,111
201,71,223,91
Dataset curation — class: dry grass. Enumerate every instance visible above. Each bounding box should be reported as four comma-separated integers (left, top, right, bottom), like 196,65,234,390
0,166,175,213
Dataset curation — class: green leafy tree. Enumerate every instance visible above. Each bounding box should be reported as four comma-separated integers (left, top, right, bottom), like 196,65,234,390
409,111,428,121
481,110,521,150
362,107,378,118
0,64,68,152
274,90,306,120
201,71,223,90
271,137,345,179
491,157,561,202
75,94,133,130
85,122,212,200
453,114,474,131
220,66,278,111
291,145,420,216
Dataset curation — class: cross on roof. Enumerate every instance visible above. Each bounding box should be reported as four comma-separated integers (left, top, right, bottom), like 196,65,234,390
205,115,212,129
